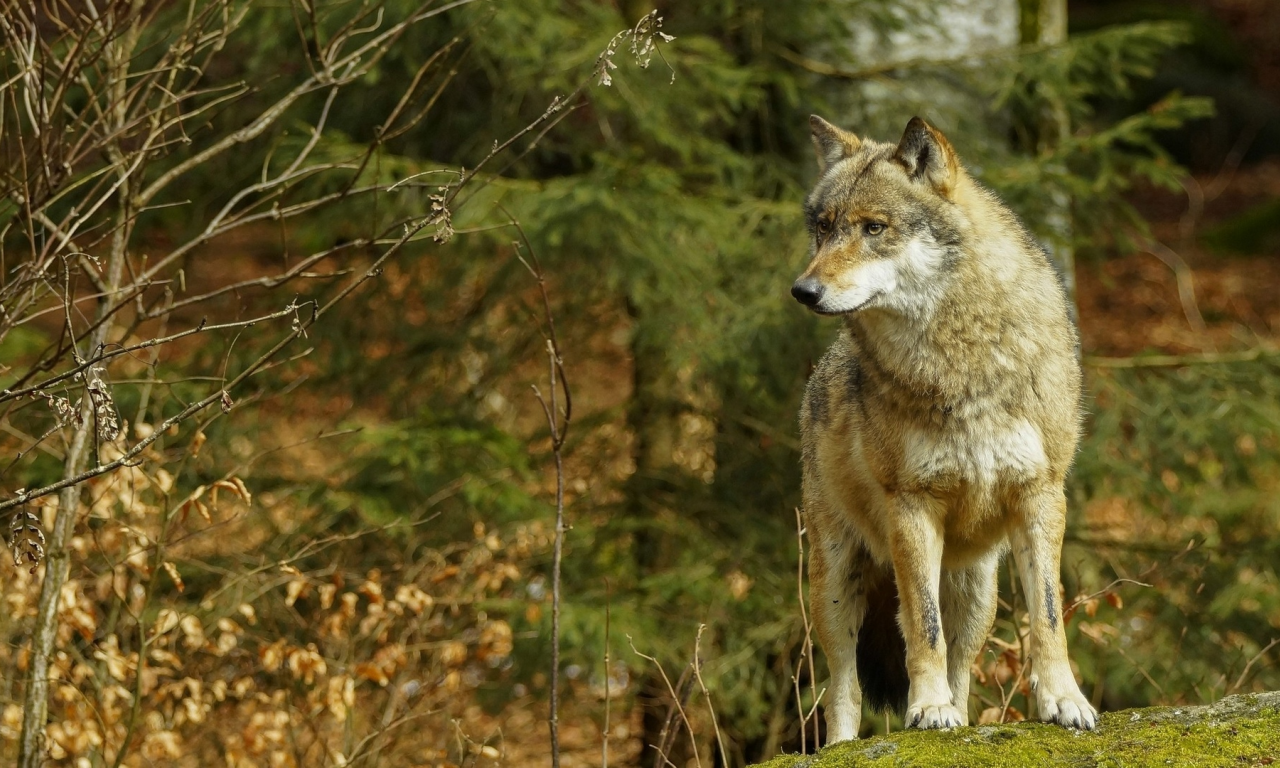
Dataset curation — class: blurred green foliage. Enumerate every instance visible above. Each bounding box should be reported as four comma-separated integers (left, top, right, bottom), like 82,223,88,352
1069,360,1280,710
1071,0,1280,171
1202,198,1280,256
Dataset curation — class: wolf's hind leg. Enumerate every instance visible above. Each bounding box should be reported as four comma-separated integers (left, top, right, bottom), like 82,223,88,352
940,552,1000,725
809,520,870,744
1011,487,1097,730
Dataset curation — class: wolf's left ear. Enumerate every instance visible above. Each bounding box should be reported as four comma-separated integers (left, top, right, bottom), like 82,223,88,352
894,117,959,198
810,115,861,173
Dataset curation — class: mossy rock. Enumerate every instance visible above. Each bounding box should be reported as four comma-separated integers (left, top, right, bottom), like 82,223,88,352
754,692,1280,768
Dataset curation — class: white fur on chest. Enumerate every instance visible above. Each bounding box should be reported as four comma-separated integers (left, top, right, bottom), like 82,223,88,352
902,418,1047,486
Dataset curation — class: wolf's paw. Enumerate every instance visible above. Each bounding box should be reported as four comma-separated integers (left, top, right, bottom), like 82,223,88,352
1033,672,1097,730
905,702,965,730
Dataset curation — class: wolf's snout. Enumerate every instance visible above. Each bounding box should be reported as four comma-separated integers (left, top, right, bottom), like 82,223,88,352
792,278,824,307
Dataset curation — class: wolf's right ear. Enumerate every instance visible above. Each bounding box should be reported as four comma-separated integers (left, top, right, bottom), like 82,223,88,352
810,115,861,173
894,117,959,198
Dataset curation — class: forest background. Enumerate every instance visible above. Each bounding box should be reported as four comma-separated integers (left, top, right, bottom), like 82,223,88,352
1,0,1279,766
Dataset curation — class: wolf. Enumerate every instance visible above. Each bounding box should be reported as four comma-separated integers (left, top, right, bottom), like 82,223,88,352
793,115,1097,742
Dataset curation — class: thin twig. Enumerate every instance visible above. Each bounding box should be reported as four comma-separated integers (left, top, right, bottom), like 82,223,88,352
602,579,612,768
1064,578,1153,617
998,646,1029,724
516,210,571,768
629,636,703,768
693,625,729,768
1,304,310,404
1114,644,1168,700
793,506,819,751
1225,637,1280,696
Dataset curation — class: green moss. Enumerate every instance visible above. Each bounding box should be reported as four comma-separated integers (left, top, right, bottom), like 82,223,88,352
753,692,1280,768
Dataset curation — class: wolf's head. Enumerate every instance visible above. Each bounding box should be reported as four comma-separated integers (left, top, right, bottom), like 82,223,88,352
792,116,965,317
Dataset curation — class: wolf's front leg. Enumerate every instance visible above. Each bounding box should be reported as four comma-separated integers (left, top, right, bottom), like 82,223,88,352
1010,486,1097,730
888,495,962,729
810,525,868,743
940,552,1001,724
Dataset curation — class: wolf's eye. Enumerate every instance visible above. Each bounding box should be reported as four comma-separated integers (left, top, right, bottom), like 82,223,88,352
816,218,832,235
863,222,886,236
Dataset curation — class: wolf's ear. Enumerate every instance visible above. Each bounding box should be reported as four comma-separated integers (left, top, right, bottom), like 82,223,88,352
894,117,959,198
810,115,861,173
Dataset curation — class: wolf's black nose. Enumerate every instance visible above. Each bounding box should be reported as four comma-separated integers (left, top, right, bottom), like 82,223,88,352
791,278,824,307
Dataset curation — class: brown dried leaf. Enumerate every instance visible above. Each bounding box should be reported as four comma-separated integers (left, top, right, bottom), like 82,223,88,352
85,365,120,442
358,578,384,604
162,561,185,593
211,478,252,510
431,565,460,584
181,485,212,523
150,609,181,638
286,643,326,685
285,579,308,607
179,615,205,649
354,662,389,687
439,641,468,667
9,509,46,573
393,584,434,615
149,648,184,671
260,639,286,673
93,636,132,681
43,393,77,428
326,676,354,720
206,477,253,507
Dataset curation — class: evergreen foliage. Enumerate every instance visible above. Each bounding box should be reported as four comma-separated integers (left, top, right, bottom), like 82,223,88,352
1071,359,1280,710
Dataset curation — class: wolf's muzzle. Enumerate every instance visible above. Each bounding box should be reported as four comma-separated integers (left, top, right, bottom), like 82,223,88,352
791,278,824,307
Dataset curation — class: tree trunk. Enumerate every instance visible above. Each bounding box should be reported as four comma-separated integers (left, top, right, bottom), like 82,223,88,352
1024,0,1077,315
625,302,697,768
